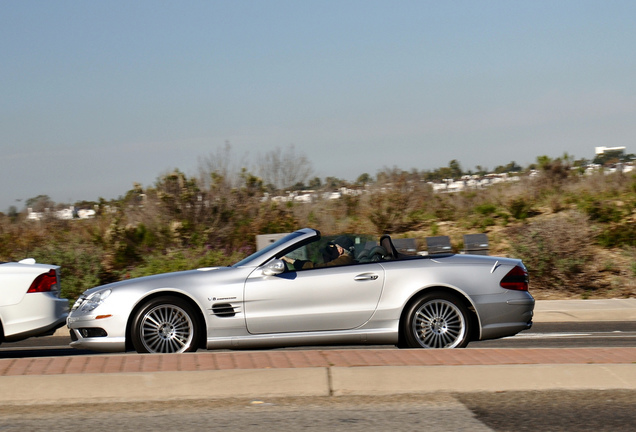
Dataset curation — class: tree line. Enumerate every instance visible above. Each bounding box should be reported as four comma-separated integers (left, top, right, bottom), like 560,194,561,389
1,144,635,301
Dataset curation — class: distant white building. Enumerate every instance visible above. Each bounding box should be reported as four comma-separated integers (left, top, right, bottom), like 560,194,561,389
55,207,74,220
26,206,96,221
595,146,626,155
26,208,43,221
77,208,96,219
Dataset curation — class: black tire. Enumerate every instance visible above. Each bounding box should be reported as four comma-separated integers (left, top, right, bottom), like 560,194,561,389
402,292,471,349
131,296,199,353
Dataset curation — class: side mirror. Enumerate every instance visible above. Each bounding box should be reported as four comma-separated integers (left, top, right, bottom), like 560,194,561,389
262,259,286,276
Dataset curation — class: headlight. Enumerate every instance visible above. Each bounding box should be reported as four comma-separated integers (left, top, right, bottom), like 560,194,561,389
78,289,112,313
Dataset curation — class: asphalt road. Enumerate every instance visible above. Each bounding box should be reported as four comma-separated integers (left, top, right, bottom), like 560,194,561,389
471,320,636,348
0,391,634,431
1,321,635,358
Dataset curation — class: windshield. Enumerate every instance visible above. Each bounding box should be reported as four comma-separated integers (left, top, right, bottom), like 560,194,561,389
232,230,309,267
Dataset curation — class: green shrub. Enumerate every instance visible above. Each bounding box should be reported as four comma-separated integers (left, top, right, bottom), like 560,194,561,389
30,241,105,300
579,198,624,223
474,203,497,216
597,223,636,247
481,216,496,229
507,211,595,293
507,197,533,220
433,197,457,221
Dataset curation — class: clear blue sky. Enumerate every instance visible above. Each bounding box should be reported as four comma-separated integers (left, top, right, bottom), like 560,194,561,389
2,1,635,211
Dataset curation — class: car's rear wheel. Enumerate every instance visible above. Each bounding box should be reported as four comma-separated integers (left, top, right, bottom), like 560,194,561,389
131,296,199,353
403,292,470,348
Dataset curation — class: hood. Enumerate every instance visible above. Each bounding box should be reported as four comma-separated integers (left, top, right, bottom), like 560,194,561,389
81,266,238,296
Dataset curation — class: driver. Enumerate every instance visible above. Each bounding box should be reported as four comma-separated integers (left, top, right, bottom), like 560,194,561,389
282,236,355,269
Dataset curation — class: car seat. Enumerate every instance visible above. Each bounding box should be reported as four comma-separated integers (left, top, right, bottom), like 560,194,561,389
357,246,387,262
380,235,402,260
367,246,387,261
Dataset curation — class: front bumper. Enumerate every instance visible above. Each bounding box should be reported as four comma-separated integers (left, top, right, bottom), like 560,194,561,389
67,313,128,352
68,328,126,352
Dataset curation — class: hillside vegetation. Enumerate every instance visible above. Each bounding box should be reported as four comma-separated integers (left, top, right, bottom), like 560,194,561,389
1,151,635,301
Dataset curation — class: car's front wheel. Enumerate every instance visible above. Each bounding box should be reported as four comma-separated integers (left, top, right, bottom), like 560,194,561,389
131,296,199,353
402,292,470,348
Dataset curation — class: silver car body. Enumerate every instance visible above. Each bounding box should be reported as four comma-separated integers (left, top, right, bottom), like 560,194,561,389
67,228,534,352
0,259,69,343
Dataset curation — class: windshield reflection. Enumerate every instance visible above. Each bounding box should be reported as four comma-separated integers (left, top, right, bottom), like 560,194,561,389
232,230,309,267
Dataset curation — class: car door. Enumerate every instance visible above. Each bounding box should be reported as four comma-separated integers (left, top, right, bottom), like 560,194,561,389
244,262,385,334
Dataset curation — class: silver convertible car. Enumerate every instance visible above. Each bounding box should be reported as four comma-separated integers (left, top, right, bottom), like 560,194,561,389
68,228,534,353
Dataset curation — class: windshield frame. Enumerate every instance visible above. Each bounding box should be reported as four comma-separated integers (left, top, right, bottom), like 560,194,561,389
232,228,319,268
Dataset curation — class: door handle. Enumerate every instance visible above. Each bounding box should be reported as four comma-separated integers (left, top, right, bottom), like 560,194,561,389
354,273,379,281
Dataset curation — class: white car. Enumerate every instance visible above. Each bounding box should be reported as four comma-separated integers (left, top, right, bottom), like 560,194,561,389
0,259,69,345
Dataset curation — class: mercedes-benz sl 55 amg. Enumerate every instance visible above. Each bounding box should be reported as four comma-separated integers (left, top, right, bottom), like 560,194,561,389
68,228,534,353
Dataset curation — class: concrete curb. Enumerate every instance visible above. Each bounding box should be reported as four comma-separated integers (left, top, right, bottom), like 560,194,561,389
330,364,636,395
533,299,636,322
0,368,330,405
2,364,635,405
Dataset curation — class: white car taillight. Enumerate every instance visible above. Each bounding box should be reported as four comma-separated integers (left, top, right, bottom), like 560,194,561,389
27,269,58,293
